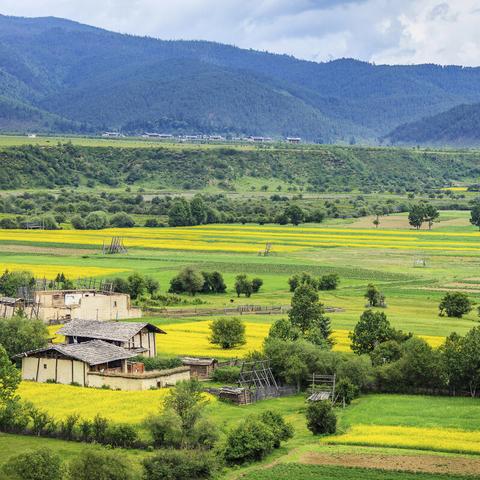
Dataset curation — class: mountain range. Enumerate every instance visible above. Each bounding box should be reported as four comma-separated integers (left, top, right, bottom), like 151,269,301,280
2,14,480,144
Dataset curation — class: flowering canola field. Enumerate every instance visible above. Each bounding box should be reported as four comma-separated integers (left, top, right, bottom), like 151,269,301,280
0,262,124,279
325,424,480,455
1,224,480,253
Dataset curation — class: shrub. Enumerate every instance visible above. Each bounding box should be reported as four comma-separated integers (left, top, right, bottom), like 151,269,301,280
211,366,241,383
251,278,263,293
91,414,109,443
71,214,86,229
145,410,182,448
110,212,135,228
0,399,30,433
106,423,138,448
335,378,359,405
134,355,182,371
306,401,337,435
3,448,63,480
143,449,216,480
318,273,340,290
259,410,294,448
145,218,159,227
439,292,472,318
84,211,109,230
58,413,80,440
0,217,17,229
68,449,136,480
209,317,246,349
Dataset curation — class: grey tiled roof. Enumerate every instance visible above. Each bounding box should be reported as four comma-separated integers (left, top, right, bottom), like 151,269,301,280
16,340,136,366
56,320,165,342
182,357,217,366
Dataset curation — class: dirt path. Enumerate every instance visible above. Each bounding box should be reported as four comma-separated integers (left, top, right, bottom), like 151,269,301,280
300,451,480,476
0,244,93,255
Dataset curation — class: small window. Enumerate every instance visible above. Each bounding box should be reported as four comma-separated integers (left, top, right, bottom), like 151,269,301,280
43,364,47,369
113,301,117,307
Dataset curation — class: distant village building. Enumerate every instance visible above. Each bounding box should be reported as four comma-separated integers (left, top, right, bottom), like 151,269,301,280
286,137,301,144
34,289,141,324
181,357,218,379
16,320,190,390
142,133,174,139
101,132,123,138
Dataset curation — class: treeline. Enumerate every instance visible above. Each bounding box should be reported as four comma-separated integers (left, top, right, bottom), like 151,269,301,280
1,143,480,192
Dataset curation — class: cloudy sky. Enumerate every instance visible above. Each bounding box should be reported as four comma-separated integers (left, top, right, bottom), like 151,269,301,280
1,0,479,66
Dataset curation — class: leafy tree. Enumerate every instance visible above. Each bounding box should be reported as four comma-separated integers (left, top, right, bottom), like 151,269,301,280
284,204,304,225
109,212,135,227
459,326,480,397
306,401,337,435
71,214,86,229
145,277,160,296
209,317,246,349
439,292,472,318
234,274,253,297
127,272,146,299
190,196,208,225
408,204,425,229
68,449,136,480
288,285,331,344
3,449,63,480
0,345,21,402
177,267,205,296
0,314,49,358
350,310,396,355
370,340,403,366
258,410,294,447
317,274,339,290
145,409,183,448
224,417,276,464
164,379,208,444
439,332,465,395
267,318,301,342
288,272,317,292
470,204,480,230
168,198,192,227
0,269,34,297
84,210,109,230
201,271,226,293
423,204,439,229
251,278,263,293
364,283,386,307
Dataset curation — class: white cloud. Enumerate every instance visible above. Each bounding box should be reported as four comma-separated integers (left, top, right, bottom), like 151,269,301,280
1,0,479,65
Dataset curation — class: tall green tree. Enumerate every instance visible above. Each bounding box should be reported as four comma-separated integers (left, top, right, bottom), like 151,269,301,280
284,205,304,226
209,317,246,349
423,204,439,229
350,310,395,355
0,345,21,403
408,204,425,229
288,285,331,344
168,198,193,227
470,204,480,230
190,196,208,225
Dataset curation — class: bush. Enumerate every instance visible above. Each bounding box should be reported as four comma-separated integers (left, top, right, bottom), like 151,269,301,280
110,212,135,228
133,355,182,371
259,410,294,448
3,448,63,480
251,277,263,293
318,274,339,290
0,399,30,433
84,211,109,230
143,449,216,480
224,417,276,464
335,378,359,405
106,423,138,448
209,317,246,349
439,292,472,318
71,214,86,229
145,410,183,448
306,401,337,435
145,218,159,227
211,366,241,383
0,217,17,229
68,449,136,480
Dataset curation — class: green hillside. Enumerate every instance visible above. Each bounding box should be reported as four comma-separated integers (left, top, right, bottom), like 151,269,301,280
386,103,480,146
0,142,479,191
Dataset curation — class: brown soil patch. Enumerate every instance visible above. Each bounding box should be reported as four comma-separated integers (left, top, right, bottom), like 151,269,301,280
300,452,480,476
0,244,93,255
347,215,470,230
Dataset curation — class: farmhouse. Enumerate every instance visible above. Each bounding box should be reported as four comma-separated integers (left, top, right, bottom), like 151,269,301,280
32,289,142,323
16,320,190,390
56,320,165,357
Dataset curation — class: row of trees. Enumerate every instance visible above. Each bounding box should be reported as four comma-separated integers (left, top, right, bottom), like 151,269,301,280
408,203,439,229
288,272,340,292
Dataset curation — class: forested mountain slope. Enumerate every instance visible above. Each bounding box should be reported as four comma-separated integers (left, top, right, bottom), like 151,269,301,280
386,103,480,146
0,143,479,192
2,14,480,141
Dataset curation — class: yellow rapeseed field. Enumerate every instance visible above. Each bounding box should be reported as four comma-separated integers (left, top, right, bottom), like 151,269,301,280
0,224,479,253
325,424,480,455
0,262,124,279
18,382,171,423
